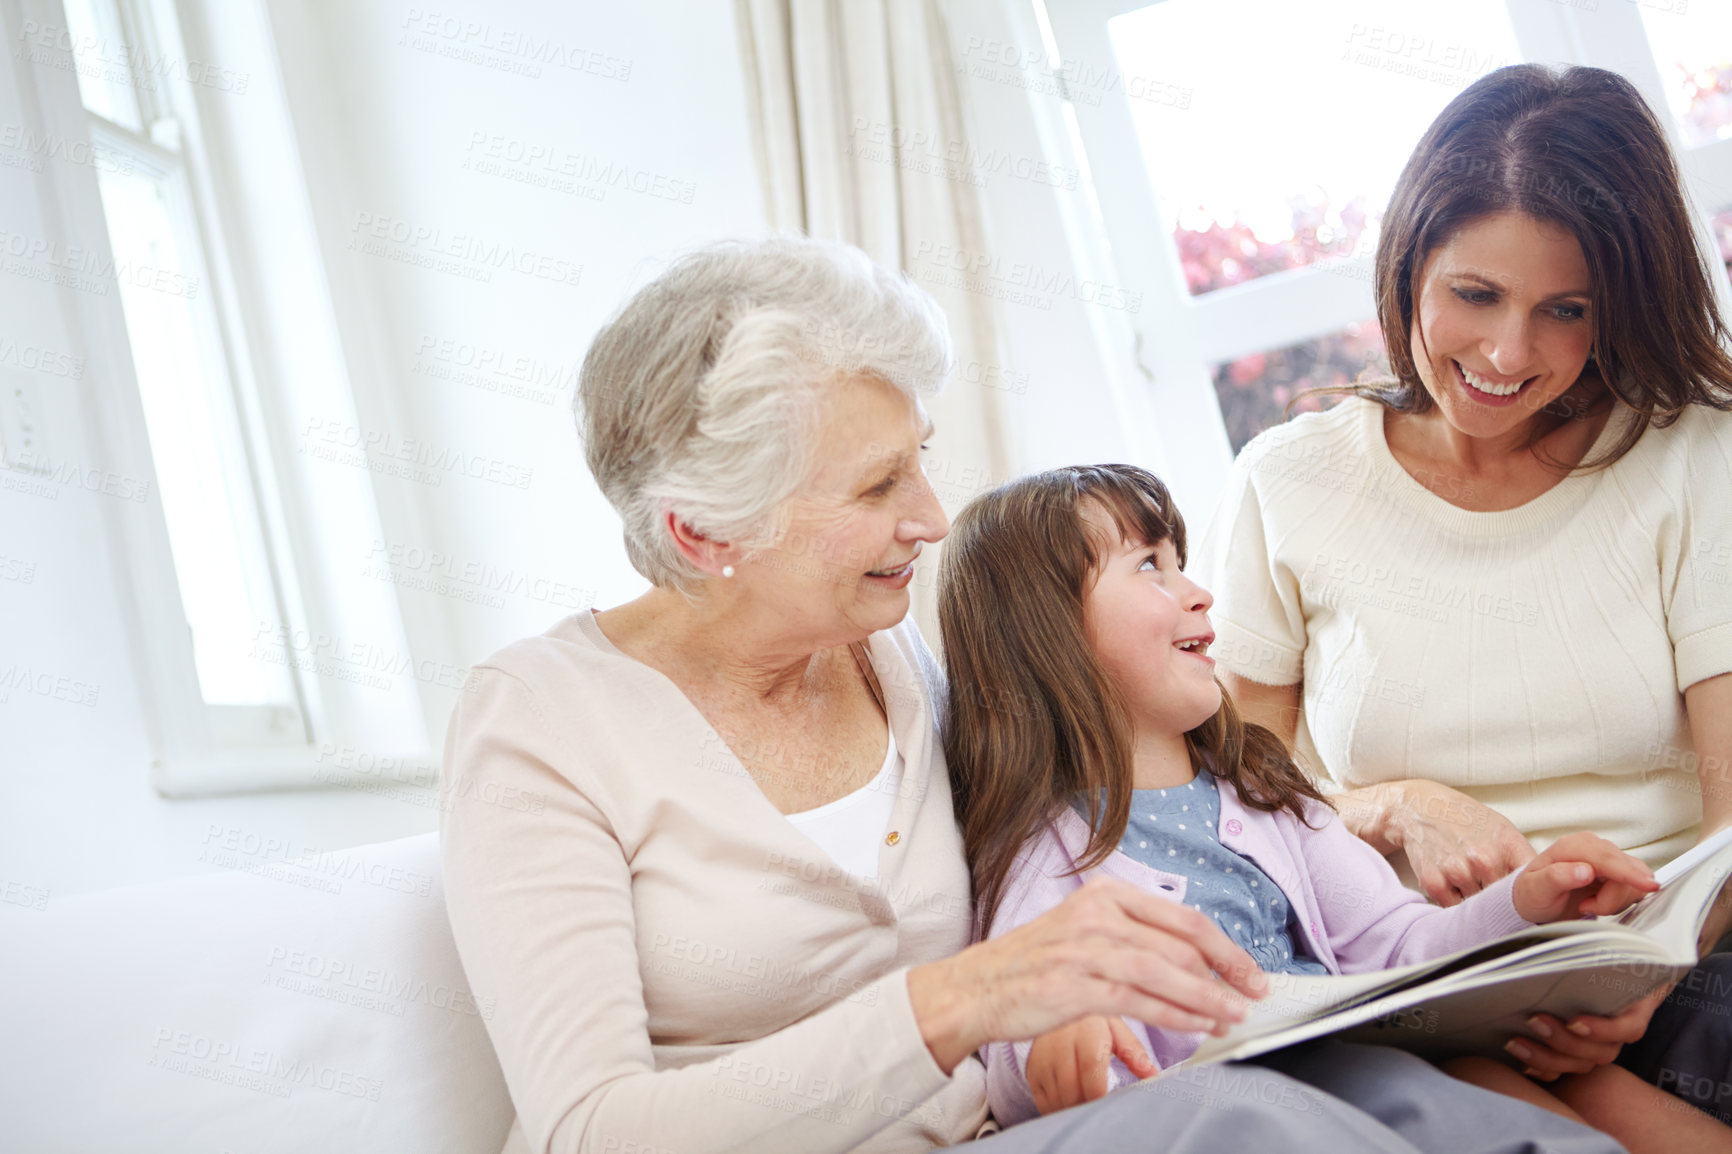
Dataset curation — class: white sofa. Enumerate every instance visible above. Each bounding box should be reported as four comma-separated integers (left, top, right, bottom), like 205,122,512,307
0,833,515,1153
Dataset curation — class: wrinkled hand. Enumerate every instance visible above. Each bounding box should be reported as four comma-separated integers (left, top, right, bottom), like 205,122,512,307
1511,832,1657,923
1026,1015,1158,1115
1394,781,1537,906
1505,985,1671,1081
910,876,1269,1074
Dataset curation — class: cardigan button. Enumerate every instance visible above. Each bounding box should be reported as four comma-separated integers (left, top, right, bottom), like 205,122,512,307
885,831,900,846
1224,818,1242,836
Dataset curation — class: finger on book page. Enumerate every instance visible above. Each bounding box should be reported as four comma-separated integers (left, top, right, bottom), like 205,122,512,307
1556,834,1659,892
1579,878,1651,916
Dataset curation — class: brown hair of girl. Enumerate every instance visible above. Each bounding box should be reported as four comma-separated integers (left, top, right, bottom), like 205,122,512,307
939,464,1330,938
1315,64,1732,465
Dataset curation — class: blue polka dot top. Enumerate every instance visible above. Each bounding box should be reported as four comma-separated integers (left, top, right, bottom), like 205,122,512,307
1071,770,1328,976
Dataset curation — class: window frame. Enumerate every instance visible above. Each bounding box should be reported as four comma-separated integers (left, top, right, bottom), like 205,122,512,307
17,0,434,793
85,106,313,747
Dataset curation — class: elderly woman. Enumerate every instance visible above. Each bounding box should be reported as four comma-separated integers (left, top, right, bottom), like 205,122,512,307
436,238,1573,1154
1195,65,1732,1135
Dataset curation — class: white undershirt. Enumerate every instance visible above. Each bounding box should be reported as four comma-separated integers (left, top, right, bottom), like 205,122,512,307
783,721,902,881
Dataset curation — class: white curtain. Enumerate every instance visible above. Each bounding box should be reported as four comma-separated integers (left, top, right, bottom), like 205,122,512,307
735,0,1016,649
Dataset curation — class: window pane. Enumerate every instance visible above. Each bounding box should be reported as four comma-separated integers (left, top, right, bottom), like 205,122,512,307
1639,6,1732,148
61,0,145,132
1213,320,1389,452
95,161,295,708
1109,0,1521,296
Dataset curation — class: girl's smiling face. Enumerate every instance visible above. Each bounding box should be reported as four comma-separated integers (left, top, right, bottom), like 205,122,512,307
1080,502,1221,739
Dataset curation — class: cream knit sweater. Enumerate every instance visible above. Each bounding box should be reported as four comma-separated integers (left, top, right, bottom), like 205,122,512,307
438,612,990,1154
1194,397,1732,867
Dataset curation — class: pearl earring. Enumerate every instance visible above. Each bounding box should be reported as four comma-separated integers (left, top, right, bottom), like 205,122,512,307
721,565,735,578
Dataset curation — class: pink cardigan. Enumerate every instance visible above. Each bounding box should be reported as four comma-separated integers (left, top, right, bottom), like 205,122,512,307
979,782,1533,1127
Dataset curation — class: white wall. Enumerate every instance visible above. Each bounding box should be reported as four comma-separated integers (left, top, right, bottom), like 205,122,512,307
0,0,169,899
0,0,772,900
0,0,1148,903
265,0,768,687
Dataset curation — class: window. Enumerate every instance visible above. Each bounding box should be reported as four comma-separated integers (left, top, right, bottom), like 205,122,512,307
1638,5,1732,148
1041,0,1732,495
1109,0,1519,299
52,0,311,751
1213,321,1387,453
17,0,464,792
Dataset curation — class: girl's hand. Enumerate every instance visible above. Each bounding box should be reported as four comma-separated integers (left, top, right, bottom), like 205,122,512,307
1025,1015,1159,1115
906,876,1268,1075
1510,832,1658,923
1390,780,1539,906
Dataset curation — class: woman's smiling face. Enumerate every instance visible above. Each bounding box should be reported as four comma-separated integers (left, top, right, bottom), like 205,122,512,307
1410,211,1596,441
737,372,948,641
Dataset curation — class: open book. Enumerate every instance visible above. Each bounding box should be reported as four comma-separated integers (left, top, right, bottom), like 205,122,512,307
1167,826,1732,1070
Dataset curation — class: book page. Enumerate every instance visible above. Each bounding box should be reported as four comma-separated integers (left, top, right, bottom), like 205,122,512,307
1617,824,1732,955
1178,929,1677,1068
1654,823,1732,888
1177,932,1597,1068
1160,828,1732,1073
1218,964,1428,1036
1334,960,1687,1060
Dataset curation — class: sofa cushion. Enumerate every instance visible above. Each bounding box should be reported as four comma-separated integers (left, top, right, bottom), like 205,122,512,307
0,832,513,1153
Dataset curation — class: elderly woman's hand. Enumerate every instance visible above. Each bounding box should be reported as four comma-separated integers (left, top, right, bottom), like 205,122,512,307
905,876,1268,1075
1388,779,1538,906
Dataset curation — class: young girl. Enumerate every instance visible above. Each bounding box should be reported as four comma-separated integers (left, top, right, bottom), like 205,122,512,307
938,463,1724,1154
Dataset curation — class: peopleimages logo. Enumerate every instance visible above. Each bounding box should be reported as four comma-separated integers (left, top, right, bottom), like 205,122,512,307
300,418,535,490
397,9,632,82
0,337,83,378
910,240,1142,313
148,1028,383,1101
263,946,496,1020
0,226,199,298
0,663,100,707
345,211,583,287
12,20,251,94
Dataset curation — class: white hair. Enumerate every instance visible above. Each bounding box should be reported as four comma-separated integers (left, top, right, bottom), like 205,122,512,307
577,236,953,595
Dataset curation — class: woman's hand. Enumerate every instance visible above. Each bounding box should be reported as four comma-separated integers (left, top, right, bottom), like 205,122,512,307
906,876,1268,1075
1511,832,1658,923
1504,835,1662,1079
1505,986,1672,1081
1697,883,1732,957
1382,779,1538,906
1025,1015,1159,1115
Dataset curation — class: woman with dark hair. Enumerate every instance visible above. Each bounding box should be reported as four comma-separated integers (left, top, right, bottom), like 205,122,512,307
1194,63,1732,1131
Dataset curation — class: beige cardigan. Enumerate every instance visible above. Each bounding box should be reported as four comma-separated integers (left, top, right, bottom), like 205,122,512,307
439,610,991,1154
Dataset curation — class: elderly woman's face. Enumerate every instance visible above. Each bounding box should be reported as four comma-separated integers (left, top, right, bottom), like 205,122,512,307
743,373,947,638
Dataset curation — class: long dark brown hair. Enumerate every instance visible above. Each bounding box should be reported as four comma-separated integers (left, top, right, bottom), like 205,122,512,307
939,464,1330,938
1316,64,1732,464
